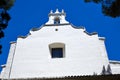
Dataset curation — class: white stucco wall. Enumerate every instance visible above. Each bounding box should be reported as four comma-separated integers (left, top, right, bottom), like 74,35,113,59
1,10,111,79
110,61,120,74
0,42,16,79
6,24,109,79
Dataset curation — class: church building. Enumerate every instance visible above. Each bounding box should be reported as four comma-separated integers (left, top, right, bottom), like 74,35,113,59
0,9,120,80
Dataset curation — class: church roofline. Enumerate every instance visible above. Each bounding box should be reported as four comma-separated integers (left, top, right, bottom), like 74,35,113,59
84,31,98,36
109,60,120,64
18,32,32,39
10,41,16,44
18,23,99,39
30,25,44,31
44,23,70,26
18,36,27,39
70,24,98,36
17,25,44,39
5,74,120,80
99,37,105,40
44,23,85,30
16,9,102,39
1,64,6,68
70,23,85,29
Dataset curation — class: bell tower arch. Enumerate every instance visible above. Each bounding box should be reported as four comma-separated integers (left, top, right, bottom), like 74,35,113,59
45,9,69,25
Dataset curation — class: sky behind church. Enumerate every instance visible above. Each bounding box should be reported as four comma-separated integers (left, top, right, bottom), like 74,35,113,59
0,0,120,72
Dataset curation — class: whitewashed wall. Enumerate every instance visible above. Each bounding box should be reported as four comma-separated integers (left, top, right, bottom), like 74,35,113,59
0,42,16,79
7,24,109,79
110,61,120,74
1,10,111,79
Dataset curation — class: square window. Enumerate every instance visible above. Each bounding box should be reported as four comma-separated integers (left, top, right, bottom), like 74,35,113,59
51,48,63,58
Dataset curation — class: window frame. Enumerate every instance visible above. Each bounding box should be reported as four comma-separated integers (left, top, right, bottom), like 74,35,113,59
49,42,65,58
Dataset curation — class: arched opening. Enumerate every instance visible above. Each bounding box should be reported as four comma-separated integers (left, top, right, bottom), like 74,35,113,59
54,17,60,24
49,42,65,58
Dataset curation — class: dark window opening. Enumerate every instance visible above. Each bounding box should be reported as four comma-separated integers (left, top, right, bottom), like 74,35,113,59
51,48,63,58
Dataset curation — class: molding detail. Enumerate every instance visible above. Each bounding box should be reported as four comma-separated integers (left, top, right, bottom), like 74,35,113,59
109,60,120,64
99,37,105,40
44,23,70,26
10,41,16,44
70,23,85,29
84,31,97,36
18,36,27,39
70,24,98,36
1,64,6,68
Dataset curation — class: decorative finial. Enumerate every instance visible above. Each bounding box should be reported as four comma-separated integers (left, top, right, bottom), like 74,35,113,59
61,9,65,13
50,10,53,14
55,9,60,13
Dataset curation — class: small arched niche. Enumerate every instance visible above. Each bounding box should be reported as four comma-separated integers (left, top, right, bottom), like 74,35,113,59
49,42,65,58
54,17,60,25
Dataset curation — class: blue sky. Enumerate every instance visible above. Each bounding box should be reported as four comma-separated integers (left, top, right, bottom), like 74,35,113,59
0,0,120,72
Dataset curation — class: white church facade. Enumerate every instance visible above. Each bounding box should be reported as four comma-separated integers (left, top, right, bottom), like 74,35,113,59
0,9,120,80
